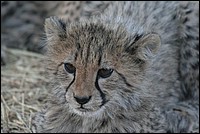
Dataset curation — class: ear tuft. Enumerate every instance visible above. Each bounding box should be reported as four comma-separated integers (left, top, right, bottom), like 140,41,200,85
45,16,67,41
137,33,161,60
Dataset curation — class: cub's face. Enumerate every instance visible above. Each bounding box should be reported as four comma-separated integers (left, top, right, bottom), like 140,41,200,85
45,17,160,117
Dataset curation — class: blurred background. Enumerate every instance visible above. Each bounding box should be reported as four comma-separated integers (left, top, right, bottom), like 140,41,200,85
1,1,52,133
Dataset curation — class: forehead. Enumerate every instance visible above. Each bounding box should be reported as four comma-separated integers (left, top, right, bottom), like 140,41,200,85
66,23,116,66
73,40,118,71
64,21,131,69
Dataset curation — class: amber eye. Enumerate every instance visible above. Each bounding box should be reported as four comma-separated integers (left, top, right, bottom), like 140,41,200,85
98,68,113,78
64,63,76,74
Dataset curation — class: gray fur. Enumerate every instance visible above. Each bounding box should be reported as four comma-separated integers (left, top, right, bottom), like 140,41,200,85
32,1,199,133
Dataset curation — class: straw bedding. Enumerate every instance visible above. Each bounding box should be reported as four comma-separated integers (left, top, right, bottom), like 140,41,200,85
1,48,48,133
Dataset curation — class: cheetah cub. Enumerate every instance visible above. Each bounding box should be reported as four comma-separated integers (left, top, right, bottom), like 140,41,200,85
32,1,199,133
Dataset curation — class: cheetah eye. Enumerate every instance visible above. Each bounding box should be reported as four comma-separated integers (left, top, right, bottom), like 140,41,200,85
98,68,113,78
64,63,76,74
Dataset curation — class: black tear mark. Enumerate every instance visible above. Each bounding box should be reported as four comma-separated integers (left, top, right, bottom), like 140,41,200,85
95,76,107,107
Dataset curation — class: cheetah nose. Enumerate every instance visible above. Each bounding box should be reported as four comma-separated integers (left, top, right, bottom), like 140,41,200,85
74,96,92,105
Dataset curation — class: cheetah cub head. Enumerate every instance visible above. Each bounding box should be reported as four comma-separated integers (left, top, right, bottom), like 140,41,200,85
44,16,160,118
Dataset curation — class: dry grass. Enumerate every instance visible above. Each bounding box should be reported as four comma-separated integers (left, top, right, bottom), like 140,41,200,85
1,48,49,133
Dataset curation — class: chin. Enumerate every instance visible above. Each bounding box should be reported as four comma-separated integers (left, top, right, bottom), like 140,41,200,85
69,104,107,118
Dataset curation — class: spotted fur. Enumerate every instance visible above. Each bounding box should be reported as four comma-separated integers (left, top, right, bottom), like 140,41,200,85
32,1,199,133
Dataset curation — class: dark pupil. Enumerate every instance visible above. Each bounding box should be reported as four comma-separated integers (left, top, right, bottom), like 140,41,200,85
64,63,76,74
98,68,113,78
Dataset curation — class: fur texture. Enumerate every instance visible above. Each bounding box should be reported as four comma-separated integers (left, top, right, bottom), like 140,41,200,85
32,1,199,133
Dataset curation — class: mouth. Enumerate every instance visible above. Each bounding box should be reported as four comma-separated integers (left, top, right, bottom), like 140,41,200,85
75,100,108,113
68,99,109,116
76,106,92,112
72,104,106,117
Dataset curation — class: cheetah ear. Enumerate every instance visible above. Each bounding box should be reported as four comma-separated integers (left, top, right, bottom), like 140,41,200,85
137,33,161,60
45,16,67,42
127,33,161,61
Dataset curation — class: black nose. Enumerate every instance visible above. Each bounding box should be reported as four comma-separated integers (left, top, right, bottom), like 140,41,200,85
74,96,92,105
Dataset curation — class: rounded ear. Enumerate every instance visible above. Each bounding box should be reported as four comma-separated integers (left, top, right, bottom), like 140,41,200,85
45,16,67,42
125,33,161,61
137,33,161,60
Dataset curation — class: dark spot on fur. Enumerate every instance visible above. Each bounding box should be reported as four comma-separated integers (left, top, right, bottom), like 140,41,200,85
172,108,182,112
186,34,198,40
183,50,192,59
183,17,189,24
100,119,108,128
186,25,195,32
172,14,177,20
186,25,192,30
185,9,192,14
191,62,199,70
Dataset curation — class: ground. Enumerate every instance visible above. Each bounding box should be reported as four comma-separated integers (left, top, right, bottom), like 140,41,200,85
1,48,48,133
